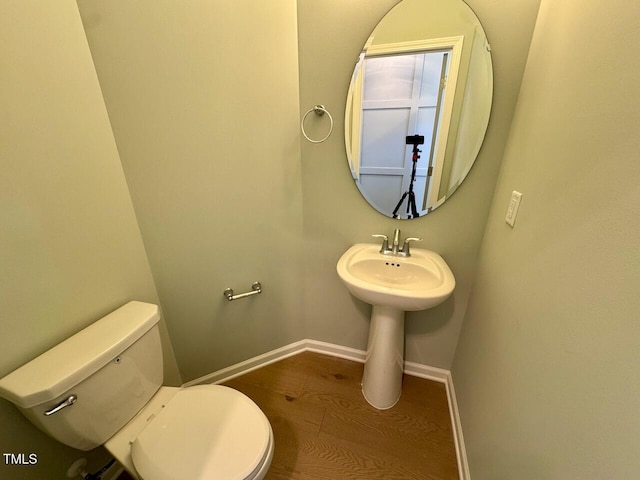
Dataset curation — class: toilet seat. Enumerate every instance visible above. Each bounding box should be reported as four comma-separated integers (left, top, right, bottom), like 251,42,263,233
130,385,272,480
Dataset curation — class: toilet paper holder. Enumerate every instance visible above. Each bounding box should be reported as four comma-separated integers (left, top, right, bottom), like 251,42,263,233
223,282,262,301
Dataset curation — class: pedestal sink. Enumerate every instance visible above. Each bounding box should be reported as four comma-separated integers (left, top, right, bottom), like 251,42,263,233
336,243,455,409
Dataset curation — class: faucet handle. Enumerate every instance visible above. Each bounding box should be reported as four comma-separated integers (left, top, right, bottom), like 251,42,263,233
401,237,423,256
372,234,390,253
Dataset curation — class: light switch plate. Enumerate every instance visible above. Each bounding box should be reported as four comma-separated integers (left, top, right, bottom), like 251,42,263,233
505,191,522,227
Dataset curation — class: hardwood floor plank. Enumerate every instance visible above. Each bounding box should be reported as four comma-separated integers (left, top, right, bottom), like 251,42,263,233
224,352,459,480
224,377,326,436
302,374,457,477
268,428,447,480
226,357,309,396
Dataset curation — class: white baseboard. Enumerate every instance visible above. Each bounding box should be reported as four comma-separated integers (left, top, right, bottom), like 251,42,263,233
182,339,469,479
182,339,310,387
446,373,471,479
304,339,367,363
403,359,450,382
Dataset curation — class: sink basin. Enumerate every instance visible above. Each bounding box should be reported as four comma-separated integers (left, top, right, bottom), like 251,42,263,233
337,243,455,311
336,242,455,410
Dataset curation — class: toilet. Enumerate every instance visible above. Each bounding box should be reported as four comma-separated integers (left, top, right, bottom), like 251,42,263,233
0,301,274,479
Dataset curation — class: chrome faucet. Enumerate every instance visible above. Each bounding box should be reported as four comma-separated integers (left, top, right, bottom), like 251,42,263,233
371,234,390,254
371,229,423,257
391,229,401,254
400,236,423,256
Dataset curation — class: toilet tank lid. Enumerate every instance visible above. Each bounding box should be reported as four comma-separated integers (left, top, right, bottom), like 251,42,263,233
0,301,160,409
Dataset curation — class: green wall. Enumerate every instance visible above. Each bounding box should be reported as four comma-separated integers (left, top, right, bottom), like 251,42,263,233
452,0,640,476
0,1,179,478
77,0,305,381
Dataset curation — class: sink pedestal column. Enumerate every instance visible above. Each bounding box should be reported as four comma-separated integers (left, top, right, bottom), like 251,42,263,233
361,305,405,409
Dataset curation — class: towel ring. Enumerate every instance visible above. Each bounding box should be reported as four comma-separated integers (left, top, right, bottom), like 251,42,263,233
301,105,333,143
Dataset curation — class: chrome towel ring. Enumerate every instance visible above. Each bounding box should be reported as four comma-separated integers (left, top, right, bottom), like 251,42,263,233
301,104,333,143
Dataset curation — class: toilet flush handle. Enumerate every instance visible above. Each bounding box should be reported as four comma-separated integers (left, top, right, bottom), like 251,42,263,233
43,394,77,416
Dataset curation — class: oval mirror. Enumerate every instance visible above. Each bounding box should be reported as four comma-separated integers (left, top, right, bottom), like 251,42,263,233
345,0,493,219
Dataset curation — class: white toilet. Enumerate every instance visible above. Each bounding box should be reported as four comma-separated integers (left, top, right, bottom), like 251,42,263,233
0,301,274,479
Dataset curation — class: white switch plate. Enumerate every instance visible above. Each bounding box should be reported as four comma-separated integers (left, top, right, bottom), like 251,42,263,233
505,191,522,227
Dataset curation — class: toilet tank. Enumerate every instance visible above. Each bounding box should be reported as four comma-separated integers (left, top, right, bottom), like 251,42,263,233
0,301,164,451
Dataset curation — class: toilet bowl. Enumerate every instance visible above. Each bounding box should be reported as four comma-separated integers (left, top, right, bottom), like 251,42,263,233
0,302,273,480
106,386,274,480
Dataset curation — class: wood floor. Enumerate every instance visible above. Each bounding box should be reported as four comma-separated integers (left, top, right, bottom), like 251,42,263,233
223,352,458,480
117,351,458,479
